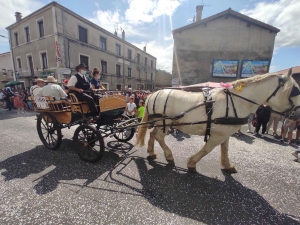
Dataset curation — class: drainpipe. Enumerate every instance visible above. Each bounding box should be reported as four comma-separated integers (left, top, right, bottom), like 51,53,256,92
3,33,16,81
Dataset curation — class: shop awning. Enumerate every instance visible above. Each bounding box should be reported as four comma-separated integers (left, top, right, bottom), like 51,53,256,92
5,80,23,87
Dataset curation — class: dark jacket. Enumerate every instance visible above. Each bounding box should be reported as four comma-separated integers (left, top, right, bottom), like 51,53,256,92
256,105,271,122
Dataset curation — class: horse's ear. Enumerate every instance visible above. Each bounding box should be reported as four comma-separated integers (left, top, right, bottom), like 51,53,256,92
286,67,293,77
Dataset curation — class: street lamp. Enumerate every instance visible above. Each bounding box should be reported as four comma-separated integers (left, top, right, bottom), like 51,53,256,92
0,34,17,81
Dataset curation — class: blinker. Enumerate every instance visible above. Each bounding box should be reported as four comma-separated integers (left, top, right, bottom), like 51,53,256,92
290,86,300,98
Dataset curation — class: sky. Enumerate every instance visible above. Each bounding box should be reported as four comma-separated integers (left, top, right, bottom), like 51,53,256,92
0,0,299,73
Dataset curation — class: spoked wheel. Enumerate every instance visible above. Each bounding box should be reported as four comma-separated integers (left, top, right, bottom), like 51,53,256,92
113,118,135,142
37,112,62,150
73,124,104,163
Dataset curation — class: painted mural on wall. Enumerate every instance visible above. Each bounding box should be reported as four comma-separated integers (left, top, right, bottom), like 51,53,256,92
212,60,238,78
241,60,270,78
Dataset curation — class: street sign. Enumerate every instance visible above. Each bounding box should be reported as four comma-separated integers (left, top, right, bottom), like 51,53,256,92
56,68,71,74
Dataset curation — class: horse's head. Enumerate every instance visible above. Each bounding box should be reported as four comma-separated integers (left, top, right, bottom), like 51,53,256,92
267,68,300,120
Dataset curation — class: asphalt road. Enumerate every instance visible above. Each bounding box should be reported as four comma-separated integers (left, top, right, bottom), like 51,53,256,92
0,108,299,224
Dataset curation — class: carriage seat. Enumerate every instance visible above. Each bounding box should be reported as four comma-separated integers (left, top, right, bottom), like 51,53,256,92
69,93,87,104
28,96,72,112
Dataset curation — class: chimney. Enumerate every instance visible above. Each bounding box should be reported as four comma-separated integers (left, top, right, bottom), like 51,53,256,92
15,12,22,22
122,30,125,40
114,31,117,36
196,5,203,21
143,46,146,52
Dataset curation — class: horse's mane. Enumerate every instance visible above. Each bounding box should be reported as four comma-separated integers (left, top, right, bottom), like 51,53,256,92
230,71,297,99
231,72,279,87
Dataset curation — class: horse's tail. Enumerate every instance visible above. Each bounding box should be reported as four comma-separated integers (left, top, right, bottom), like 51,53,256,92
136,110,149,147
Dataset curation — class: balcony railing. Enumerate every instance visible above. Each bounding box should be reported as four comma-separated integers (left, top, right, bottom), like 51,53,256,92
16,68,55,78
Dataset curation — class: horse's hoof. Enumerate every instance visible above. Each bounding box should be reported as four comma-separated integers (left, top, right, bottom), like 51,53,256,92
187,167,197,173
147,154,157,160
167,159,175,165
223,167,238,174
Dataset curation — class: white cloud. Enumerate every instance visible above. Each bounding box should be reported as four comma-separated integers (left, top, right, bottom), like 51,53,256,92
89,10,145,37
133,41,173,72
125,0,181,25
0,0,44,51
240,0,300,48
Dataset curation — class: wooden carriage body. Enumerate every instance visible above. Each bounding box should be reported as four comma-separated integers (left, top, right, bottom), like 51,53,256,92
28,93,127,124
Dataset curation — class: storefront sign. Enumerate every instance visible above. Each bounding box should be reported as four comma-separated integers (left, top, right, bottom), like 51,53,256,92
172,78,180,86
212,60,238,78
241,60,270,78
56,68,71,74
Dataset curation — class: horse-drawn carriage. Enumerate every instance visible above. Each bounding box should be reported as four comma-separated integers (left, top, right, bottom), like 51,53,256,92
29,91,135,163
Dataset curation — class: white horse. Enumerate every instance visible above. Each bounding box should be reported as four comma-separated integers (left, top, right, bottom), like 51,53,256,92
136,68,300,173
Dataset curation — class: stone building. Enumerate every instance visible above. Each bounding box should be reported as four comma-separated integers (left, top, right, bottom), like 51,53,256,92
6,1,156,90
0,52,14,89
155,69,172,89
172,6,280,85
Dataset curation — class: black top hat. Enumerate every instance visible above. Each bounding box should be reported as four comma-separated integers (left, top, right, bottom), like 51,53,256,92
75,63,88,72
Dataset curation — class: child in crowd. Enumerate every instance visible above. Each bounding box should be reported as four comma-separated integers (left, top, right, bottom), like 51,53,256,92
13,91,24,114
136,100,145,134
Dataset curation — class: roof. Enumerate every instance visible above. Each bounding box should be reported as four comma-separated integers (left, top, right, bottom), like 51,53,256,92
172,8,280,35
6,1,156,59
0,52,10,57
273,66,300,75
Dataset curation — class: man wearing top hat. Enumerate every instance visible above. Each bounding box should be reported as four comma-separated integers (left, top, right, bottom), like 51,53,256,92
67,63,98,117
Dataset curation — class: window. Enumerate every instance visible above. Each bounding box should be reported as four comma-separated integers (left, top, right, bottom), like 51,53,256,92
17,58,21,69
101,60,107,74
116,65,121,75
37,20,44,38
151,60,153,68
128,49,132,60
27,55,34,76
41,53,48,69
137,53,140,63
145,72,147,80
116,44,121,55
151,73,153,80
100,36,106,50
145,57,147,66
24,27,30,42
80,55,89,68
14,32,18,46
128,68,131,77
79,26,87,43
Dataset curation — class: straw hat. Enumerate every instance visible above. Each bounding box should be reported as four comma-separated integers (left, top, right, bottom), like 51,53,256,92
35,78,45,82
46,76,57,83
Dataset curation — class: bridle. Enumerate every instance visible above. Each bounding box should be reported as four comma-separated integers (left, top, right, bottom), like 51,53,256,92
266,75,300,119
228,75,300,119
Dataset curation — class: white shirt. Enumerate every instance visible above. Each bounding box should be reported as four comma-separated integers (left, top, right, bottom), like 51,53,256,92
0,92,3,99
67,72,90,87
30,85,42,97
36,83,68,101
126,102,136,116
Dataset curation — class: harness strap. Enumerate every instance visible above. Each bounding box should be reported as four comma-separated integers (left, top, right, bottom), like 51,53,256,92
225,90,229,118
228,92,238,118
162,90,173,133
152,90,162,114
202,88,213,142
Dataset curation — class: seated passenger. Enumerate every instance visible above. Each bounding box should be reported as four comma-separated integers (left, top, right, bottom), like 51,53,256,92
36,76,67,101
67,63,98,119
90,67,106,92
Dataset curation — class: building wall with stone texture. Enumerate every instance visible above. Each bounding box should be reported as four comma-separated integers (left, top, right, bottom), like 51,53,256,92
172,15,276,85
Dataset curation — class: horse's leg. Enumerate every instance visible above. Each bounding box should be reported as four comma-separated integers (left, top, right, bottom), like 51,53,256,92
154,127,175,164
220,137,237,173
187,136,223,172
147,128,157,159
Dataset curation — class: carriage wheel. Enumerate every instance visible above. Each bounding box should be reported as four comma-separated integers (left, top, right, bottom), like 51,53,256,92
37,112,62,150
113,118,135,142
73,124,104,163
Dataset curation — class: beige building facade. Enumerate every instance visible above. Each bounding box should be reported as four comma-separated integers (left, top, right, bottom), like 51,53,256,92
0,52,14,89
155,70,172,89
6,1,156,90
172,7,280,86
